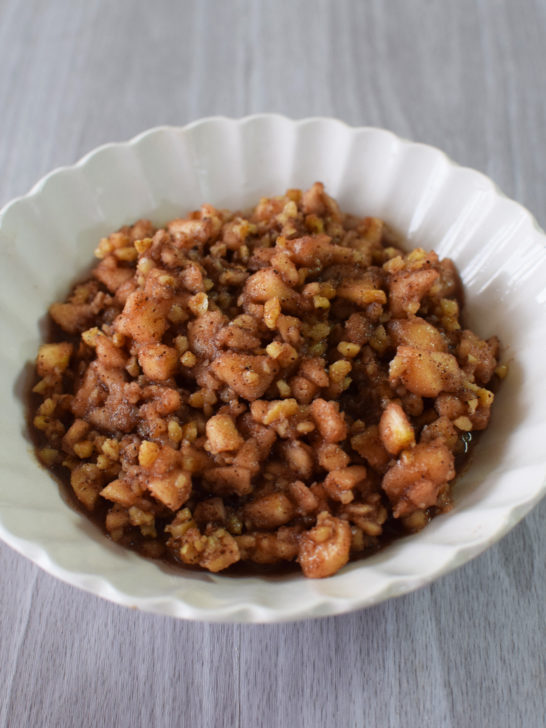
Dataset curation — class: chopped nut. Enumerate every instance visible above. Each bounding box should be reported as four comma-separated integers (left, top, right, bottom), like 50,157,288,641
264,297,281,329
38,447,60,466
137,257,155,275
182,422,198,442
495,363,508,379
81,327,102,347
96,454,112,470
276,379,291,397
73,441,94,459
36,342,73,377
308,322,330,341
262,398,299,425
168,304,189,324
168,420,183,443
369,325,390,354
265,341,283,359
188,292,209,315
38,397,56,417
265,341,298,366
33,415,49,431
337,341,361,358
32,378,50,395
94,237,113,259
114,246,138,262
329,360,352,382
102,439,120,460
454,416,473,431
174,335,189,353
139,440,160,467
313,295,330,309
134,237,153,254
181,351,197,367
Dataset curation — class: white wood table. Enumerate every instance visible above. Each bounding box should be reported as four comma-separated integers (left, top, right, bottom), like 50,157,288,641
0,1,544,726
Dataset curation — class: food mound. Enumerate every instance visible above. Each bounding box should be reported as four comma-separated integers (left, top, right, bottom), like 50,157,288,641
30,183,503,578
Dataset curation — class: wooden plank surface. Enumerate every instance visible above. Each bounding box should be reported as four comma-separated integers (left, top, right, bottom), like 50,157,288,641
0,1,544,726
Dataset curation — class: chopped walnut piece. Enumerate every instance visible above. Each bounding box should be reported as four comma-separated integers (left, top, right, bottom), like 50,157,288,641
70,463,103,510
36,342,73,378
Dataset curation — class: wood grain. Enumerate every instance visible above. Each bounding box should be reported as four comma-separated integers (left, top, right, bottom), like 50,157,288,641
0,1,544,726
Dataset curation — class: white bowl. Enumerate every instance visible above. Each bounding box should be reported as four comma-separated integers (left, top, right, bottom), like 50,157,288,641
0,115,544,622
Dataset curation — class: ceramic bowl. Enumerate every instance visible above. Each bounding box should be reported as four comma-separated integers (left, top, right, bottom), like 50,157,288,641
0,115,544,622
